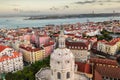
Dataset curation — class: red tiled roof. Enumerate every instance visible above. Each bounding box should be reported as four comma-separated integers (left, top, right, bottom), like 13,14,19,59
90,58,120,79
94,70,103,80
92,42,98,49
3,38,11,40
98,38,120,46
0,45,9,52
43,41,54,47
0,52,21,62
19,45,41,52
66,39,90,50
95,64,120,79
66,34,75,36
84,63,91,73
90,58,118,66
75,62,92,74
53,34,59,37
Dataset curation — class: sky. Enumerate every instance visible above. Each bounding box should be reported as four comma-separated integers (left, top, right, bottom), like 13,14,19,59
0,0,120,16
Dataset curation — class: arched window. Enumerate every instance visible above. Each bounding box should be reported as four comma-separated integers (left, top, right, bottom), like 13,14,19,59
66,72,70,79
57,72,61,79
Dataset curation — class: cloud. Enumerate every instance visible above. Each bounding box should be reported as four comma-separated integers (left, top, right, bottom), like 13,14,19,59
99,3,103,5
50,7,59,11
49,5,69,11
64,5,69,8
13,8,23,12
74,0,120,5
63,5,69,9
104,0,120,3
13,8,42,13
74,0,95,5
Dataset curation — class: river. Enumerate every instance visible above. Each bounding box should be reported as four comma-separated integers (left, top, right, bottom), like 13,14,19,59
0,16,120,29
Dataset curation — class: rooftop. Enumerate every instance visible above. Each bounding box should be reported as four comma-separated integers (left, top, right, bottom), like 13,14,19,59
0,45,21,62
98,38,120,46
0,45,9,52
19,44,42,52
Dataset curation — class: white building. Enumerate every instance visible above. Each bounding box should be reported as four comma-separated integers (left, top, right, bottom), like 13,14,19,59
35,30,92,80
0,45,23,73
85,29,100,36
97,38,120,55
66,38,91,62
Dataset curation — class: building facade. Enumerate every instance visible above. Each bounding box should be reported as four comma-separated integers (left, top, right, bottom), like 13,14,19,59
97,38,120,55
0,45,23,73
66,38,91,62
19,45,45,63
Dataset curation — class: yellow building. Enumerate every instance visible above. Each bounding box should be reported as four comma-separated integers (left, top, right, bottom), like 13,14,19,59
97,38,120,55
19,45,45,63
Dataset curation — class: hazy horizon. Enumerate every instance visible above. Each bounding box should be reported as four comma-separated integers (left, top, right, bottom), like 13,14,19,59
0,0,120,16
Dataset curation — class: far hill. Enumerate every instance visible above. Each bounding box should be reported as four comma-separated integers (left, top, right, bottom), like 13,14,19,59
26,13,120,20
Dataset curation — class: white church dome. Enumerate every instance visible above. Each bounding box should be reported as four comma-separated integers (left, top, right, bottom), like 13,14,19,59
50,29,75,80
51,48,74,60
51,48,74,69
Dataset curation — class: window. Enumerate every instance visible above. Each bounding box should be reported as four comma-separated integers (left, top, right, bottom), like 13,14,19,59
66,60,70,63
57,61,60,64
57,72,61,79
67,61,69,63
66,72,70,79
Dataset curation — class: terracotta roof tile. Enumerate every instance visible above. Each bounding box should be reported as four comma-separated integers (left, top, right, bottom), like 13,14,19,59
90,58,118,66
95,64,120,79
0,52,21,62
75,62,92,74
19,45,41,52
94,70,103,80
0,45,9,52
90,58,120,79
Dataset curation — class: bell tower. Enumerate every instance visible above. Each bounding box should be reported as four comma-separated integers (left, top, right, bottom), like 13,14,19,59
58,29,65,48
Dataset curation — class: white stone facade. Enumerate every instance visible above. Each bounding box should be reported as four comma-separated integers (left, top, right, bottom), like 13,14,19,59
0,56,23,73
50,30,75,80
71,50,90,62
50,48,75,80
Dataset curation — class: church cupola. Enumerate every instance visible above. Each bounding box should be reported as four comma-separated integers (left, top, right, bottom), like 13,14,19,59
58,29,66,48
50,27,75,80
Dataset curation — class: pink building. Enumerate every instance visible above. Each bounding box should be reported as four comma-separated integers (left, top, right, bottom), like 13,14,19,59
44,41,54,57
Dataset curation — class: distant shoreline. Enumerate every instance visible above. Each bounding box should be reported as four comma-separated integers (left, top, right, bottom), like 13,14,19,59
25,13,120,20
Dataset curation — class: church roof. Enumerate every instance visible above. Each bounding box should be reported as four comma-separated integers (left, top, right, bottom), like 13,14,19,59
51,48,74,61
